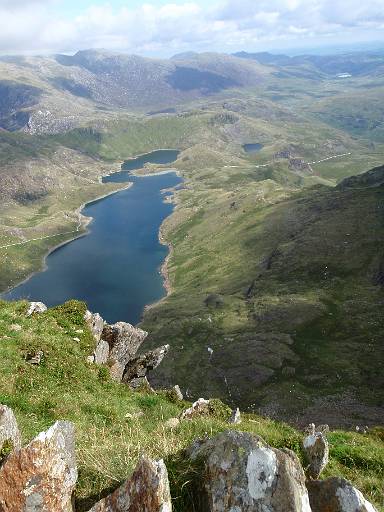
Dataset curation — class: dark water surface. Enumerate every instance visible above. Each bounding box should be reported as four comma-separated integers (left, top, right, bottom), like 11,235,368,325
243,143,263,153
103,149,180,183
4,150,182,324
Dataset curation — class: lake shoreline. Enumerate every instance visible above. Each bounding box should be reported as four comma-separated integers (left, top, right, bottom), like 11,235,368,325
3,149,183,325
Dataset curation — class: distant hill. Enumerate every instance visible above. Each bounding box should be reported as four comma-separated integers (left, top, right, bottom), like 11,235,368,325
0,50,271,133
234,50,384,78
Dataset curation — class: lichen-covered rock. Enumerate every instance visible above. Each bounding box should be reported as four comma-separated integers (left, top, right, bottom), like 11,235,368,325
102,322,147,381
172,385,184,401
26,301,47,317
93,339,110,365
228,407,241,424
84,311,105,342
188,430,311,512
88,456,172,512
122,345,169,384
307,477,378,512
303,426,329,479
0,421,77,511
181,398,211,420
0,405,21,461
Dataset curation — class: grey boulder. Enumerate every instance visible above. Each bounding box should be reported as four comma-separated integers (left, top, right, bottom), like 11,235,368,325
188,429,311,511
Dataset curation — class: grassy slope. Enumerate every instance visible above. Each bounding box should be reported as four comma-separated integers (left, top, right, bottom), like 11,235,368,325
0,299,383,511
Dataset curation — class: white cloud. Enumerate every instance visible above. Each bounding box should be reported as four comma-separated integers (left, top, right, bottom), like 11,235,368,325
0,0,383,55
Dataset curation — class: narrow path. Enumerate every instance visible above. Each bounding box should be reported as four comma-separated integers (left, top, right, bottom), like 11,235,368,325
308,152,352,165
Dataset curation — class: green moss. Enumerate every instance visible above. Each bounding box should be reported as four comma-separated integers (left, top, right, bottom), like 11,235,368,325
0,439,14,465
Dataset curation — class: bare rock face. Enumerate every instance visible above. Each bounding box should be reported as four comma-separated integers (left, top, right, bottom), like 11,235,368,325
0,421,77,512
307,477,378,512
188,430,311,512
26,302,47,317
303,425,329,479
84,311,105,343
88,456,172,512
0,405,21,459
102,322,148,381
122,345,169,384
181,398,211,420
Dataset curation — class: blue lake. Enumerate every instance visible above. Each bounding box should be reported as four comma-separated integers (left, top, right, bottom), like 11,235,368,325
243,143,263,153
3,150,182,324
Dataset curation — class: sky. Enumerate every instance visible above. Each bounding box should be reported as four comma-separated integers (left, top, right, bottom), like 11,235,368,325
1,0,384,57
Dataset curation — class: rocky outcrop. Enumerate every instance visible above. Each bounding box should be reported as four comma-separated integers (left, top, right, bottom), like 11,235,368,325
88,456,172,512
188,430,311,511
101,321,148,381
84,311,168,385
0,421,77,512
26,301,47,317
303,424,329,479
84,311,104,343
0,405,21,459
307,477,378,512
122,345,169,384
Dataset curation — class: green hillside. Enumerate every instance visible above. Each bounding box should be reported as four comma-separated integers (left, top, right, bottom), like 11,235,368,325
142,164,384,426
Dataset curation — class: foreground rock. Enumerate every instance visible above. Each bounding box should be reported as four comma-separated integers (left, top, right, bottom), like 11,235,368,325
307,477,378,512
188,430,311,511
26,301,47,317
303,424,329,479
0,421,77,511
88,456,172,512
102,322,148,381
122,345,170,384
0,405,21,458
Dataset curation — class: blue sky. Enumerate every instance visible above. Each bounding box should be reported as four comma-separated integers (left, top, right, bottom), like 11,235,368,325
1,0,384,56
